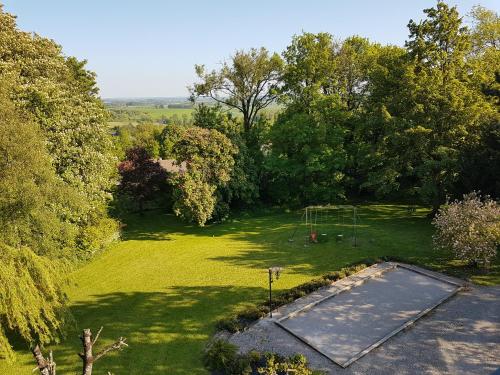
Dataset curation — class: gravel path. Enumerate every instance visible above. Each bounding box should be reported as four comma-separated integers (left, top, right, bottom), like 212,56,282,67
229,263,500,374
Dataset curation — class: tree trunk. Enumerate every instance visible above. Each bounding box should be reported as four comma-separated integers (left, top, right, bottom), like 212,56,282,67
81,329,94,375
243,111,251,134
33,328,127,375
32,345,55,375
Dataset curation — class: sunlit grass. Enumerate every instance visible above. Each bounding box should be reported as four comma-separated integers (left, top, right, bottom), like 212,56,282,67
2,205,498,374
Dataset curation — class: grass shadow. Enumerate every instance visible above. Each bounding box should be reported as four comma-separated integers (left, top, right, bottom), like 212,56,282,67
51,285,266,375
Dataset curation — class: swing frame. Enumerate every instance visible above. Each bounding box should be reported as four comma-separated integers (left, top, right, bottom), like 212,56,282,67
302,205,359,246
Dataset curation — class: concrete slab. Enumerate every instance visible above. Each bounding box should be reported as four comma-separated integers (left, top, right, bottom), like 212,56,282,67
276,265,461,367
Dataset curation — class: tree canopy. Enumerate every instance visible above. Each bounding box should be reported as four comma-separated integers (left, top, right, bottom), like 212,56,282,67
190,48,283,134
167,126,236,226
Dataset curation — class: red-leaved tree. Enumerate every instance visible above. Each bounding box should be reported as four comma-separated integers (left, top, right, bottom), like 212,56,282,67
118,147,168,212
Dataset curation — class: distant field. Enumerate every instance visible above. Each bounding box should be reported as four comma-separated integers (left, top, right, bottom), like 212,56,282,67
106,104,282,127
128,106,195,119
107,106,195,127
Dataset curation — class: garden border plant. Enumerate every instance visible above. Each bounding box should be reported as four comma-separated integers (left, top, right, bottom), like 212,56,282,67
202,338,324,375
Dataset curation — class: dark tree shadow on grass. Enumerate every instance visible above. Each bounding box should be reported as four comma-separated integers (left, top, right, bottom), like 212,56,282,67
48,285,266,375
119,207,498,283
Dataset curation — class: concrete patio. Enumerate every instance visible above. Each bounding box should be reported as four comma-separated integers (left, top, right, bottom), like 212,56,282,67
229,263,500,374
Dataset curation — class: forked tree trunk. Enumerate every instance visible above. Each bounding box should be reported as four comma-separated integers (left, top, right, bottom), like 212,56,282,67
33,327,127,375
79,328,127,375
32,345,56,375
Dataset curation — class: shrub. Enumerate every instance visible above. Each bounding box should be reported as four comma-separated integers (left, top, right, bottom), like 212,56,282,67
215,317,243,333
237,306,266,322
433,192,500,267
202,339,253,375
202,340,321,375
322,271,341,281
202,339,240,373
257,353,317,375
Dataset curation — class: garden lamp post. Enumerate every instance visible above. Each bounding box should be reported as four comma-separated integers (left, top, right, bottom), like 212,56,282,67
268,266,283,318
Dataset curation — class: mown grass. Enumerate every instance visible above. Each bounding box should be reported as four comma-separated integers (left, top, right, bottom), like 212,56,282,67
2,205,498,374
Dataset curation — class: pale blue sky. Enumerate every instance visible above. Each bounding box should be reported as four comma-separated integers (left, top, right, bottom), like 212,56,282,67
3,0,498,98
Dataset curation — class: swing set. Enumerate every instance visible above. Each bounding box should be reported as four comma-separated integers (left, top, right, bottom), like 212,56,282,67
289,205,360,247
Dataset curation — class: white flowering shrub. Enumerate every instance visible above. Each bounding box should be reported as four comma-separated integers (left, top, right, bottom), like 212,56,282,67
433,192,500,266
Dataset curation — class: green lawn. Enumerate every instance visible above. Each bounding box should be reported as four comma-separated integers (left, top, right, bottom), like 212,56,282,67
2,205,498,374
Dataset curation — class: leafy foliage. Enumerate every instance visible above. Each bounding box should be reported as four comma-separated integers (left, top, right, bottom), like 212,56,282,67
158,123,188,159
193,104,260,210
0,6,118,359
433,192,500,266
169,126,236,225
0,85,71,360
0,7,118,256
265,99,347,205
202,339,319,375
0,83,80,257
191,48,283,133
257,353,315,375
113,123,164,159
118,147,169,212
281,32,337,107
0,246,68,361
202,339,251,375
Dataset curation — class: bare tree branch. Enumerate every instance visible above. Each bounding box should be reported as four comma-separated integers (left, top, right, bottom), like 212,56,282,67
93,337,128,362
33,327,128,375
91,326,103,346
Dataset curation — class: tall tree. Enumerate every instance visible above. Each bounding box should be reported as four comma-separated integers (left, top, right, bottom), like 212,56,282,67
0,7,118,258
276,32,378,201
193,104,259,210
281,32,337,108
352,45,410,197
403,2,495,211
118,147,168,212
0,80,73,361
190,48,283,134
169,127,236,225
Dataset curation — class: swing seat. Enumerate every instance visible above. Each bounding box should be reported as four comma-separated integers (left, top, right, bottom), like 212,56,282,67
309,231,318,243
336,234,344,242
